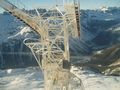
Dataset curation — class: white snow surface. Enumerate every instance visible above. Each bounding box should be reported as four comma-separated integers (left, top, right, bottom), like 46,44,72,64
0,67,120,90
0,67,44,90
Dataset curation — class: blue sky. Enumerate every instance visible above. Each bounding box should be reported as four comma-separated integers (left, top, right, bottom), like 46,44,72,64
80,0,120,9
0,0,120,13
17,0,120,9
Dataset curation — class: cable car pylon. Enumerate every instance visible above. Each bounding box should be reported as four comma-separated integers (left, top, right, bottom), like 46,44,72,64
0,0,84,90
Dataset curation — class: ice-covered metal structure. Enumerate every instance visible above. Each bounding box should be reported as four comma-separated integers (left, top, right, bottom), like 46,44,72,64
0,0,84,90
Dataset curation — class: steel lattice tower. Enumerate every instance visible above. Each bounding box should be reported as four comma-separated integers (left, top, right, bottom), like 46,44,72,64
0,0,84,90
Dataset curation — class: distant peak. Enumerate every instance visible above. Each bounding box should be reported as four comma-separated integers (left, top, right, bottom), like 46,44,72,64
100,6,108,13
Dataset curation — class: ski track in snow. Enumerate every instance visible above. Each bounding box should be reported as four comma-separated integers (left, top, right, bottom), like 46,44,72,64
0,67,120,90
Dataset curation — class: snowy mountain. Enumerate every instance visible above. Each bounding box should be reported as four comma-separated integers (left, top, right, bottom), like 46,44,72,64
70,7,120,55
0,7,120,69
0,12,38,69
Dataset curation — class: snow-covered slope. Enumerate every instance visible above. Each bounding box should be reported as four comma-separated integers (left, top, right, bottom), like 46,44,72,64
0,67,120,90
0,13,36,43
0,67,44,90
0,13,22,43
80,7,120,39
70,7,120,54
71,66,120,90
0,13,38,69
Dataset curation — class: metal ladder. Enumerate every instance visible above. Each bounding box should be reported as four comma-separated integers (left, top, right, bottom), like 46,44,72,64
74,0,81,37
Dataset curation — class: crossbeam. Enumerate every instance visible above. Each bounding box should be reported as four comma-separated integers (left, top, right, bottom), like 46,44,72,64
0,0,47,38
